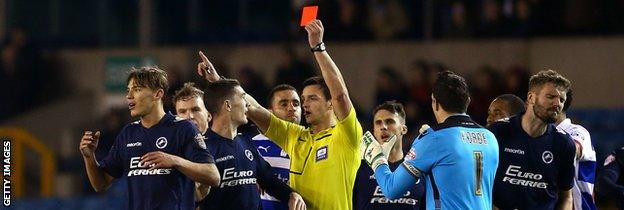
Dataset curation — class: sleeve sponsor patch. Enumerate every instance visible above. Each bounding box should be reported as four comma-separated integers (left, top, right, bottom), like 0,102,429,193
195,133,207,150
402,161,422,178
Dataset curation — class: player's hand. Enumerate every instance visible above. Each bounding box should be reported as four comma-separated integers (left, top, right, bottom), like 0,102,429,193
288,192,306,210
140,151,181,169
194,182,211,202
419,124,430,134
361,131,388,171
79,131,100,159
197,51,221,82
304,20,324,49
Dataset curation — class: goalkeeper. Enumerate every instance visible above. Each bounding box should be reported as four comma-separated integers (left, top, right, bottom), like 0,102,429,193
362,71,499,209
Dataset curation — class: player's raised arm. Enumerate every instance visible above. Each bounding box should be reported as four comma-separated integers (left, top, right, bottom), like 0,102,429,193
79,131,115,192
196,51,272,132
304,20,352,120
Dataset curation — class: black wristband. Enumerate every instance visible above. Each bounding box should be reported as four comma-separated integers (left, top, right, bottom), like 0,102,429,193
310,42,326,52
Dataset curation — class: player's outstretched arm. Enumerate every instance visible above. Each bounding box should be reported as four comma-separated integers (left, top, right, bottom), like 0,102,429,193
362,132,415,199
140,151,220,186
304,20,353,120
374,164,418,199
79,131,115,192
196,51,272,132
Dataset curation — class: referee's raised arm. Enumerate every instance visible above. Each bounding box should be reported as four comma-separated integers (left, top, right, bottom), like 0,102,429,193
304,20,353,121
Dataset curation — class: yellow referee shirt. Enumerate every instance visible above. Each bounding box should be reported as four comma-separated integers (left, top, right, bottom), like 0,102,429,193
265,108,362,210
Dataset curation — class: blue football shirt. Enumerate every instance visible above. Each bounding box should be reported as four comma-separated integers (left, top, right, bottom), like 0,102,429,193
199,129,292,210
98,112,214,210
489,114,576,209
375,115,499,210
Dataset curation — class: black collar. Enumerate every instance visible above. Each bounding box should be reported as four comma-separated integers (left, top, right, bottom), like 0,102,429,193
431,114,482,131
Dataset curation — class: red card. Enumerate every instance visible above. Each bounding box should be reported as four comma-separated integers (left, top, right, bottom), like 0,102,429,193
300,6,318,26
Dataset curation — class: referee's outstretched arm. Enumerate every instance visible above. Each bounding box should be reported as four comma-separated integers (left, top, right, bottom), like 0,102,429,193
304,20,353,121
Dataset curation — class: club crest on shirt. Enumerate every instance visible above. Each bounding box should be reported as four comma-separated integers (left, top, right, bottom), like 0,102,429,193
195,133,207,149
316,146,328,162
542,151,553,164
245,149,254,161
604,154,616,166
156,137,168,149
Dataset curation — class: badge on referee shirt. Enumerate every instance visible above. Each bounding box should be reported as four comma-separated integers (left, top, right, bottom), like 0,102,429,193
316,146,328,162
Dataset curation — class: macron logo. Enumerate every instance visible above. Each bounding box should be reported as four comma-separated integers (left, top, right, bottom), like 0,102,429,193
504,147,525,155
126,142,142,147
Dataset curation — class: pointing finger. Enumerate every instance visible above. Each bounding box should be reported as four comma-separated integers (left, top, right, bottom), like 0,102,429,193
199,51,209,63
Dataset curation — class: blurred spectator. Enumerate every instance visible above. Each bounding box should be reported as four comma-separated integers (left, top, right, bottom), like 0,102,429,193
164,67,185,113
367,0,409,40
238,66,270,107
406,60,435,125
407,60,432,106
274,47,316,90
504,65,530,100
442,1,474,38
374,66,408,105
477,0,509,37
467,65,503,125
0,27,48,120
315,0,371,40
510,0,532,37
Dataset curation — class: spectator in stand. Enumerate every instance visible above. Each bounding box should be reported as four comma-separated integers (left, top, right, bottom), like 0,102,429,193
468,65,503,125
367,0,410,40
274,47,315,90
238,66,270,107
375,66,408,105
505,65,531,100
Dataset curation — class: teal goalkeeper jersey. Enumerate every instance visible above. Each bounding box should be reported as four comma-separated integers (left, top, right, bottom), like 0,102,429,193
374,115,499,210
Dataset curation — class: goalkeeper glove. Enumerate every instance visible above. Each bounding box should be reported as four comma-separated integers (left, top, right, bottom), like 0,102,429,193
361,131,397,171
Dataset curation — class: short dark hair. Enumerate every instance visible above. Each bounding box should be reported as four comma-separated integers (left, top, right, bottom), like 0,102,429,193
373,101,406,123
302,76,331,100
528,69,571,93
204,79,241,116
562,89,573,112
495,94,525,115
267,84,297,109
432,71,470,113
173,82,204,105
127,66,169,93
